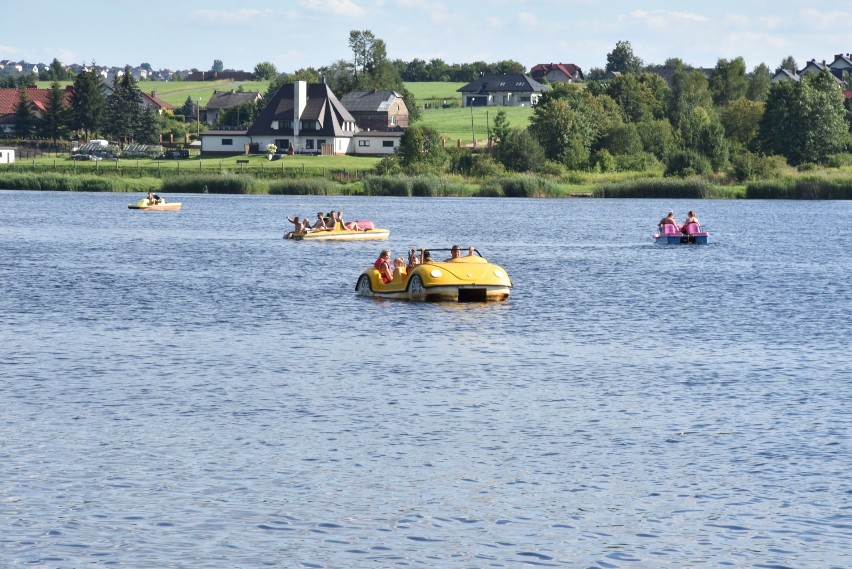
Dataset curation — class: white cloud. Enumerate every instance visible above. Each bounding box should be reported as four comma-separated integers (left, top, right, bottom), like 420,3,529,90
298,0,365,17
626,9,708,30
194,9,274,25
517,12,542,29
485,16,503,29
724,13,751,27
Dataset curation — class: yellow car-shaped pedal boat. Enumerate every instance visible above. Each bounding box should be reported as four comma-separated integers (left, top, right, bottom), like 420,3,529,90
355,248,512,302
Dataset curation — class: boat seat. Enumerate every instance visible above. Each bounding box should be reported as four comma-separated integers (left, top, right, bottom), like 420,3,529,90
684,223,701,235
662,224,678,235
392,267,407,281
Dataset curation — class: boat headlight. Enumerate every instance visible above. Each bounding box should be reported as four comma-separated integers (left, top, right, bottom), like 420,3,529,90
430,269,442,278
493,269,504,278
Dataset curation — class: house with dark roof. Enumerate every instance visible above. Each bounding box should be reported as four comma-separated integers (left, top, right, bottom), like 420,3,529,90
529,63,584,84
0,86,73,134
204,90,263,125
829,53,852,80
771,68,799,83
202,81,358,155
339,90,409,131
798,59,843,84
457,74,549,107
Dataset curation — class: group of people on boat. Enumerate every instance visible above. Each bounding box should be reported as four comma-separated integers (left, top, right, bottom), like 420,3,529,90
373,245,476,283
284,210,362,238
658,211,700,234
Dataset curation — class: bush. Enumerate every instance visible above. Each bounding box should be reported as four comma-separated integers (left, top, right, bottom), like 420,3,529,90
592,149,616,172
665,150,712,177
731,152,787,182
824,153,852,168
0,172,158,192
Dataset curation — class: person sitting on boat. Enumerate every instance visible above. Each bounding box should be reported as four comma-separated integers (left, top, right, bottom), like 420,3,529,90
466,246,477,257
312,212,328,231
681,211,700,233
445,245,462,261
374,249,394,283
407,249,421,271
284,216,308,238
337,211,362,231
658,211,678,231
422,250,433,264
146,192,156,205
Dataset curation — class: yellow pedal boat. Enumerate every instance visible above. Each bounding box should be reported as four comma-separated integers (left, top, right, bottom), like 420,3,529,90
286,221,389,241
128,198,181,211
356,248,511,302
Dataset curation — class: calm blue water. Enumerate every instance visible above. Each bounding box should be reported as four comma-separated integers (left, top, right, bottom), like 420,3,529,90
1,190,850,568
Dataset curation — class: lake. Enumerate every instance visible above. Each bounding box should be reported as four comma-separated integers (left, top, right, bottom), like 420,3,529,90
1,190,850,568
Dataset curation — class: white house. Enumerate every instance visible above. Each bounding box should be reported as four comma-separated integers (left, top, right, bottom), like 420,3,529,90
0,147,16,164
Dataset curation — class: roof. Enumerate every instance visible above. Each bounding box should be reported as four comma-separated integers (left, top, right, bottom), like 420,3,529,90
457,74,549,94
340,90,404,113
246,82,357,138
529,63,584,80
205,90,262,110
141,91,175,110
0,86,73,116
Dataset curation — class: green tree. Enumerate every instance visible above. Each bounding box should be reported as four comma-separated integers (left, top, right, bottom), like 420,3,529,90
47,58,69,81
678,106,728,170
636,119,675,159
212,59,224,72
494,128,546,172
605,40,644,75
709,57,748,106
396,124,448,173
491,109,511,143
136,106,161,144
181,95,195,118
401,87,420,122
70,65,106,139
605,73,661,122
105,65,143,144
529,98,598,168
667,67,713,126
39,81,70,143
253,61,278,80
12,86,36,138
348,30,377,79
720,97,764,148
747,63,772,102
779,55,798,74
758,71,848,164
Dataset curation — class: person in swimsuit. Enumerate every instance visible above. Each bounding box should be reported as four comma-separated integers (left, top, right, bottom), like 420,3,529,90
374,249,393,283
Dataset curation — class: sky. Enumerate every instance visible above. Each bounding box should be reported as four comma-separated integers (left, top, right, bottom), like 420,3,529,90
2,0,849,74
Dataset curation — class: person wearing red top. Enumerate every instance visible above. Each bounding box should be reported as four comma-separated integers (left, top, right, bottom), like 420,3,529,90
374,249,393,283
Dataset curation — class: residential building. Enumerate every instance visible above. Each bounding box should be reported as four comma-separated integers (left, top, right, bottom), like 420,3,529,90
0,85,73,134
240,81,358,155
457,74,549,107
529,63,584,83
204,90,263,125
339,90,409,131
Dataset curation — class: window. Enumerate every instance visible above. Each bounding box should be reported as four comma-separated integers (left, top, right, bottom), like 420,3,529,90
317,140,326,147
359,140,371,147
306,140,314,149
499,82,506,87
221,138,233,146
276,139,289,150
382,140,394,148
389,116,396,125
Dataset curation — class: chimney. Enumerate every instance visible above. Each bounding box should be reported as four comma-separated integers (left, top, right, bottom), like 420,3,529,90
294,81,307,136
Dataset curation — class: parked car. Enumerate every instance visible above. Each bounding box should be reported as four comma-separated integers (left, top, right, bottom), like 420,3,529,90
69,154,92,161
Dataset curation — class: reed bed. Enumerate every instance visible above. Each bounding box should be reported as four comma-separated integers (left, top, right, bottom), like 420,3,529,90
746,177,852,199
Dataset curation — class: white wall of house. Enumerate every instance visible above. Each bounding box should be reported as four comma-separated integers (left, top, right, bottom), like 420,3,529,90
463,92,540,107
350,134,400,156
201,134,251,154
0,147,15,163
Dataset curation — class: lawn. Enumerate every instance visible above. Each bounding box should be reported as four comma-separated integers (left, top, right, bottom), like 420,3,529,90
36,79,269,106
420,105,534,145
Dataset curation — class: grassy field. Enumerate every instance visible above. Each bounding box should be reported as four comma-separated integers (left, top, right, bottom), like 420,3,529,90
422,106,535,146
404,82,465,107
36,79,269,106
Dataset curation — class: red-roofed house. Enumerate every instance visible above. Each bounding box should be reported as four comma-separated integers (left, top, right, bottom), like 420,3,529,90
529,63,584,84
0,86,74,134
